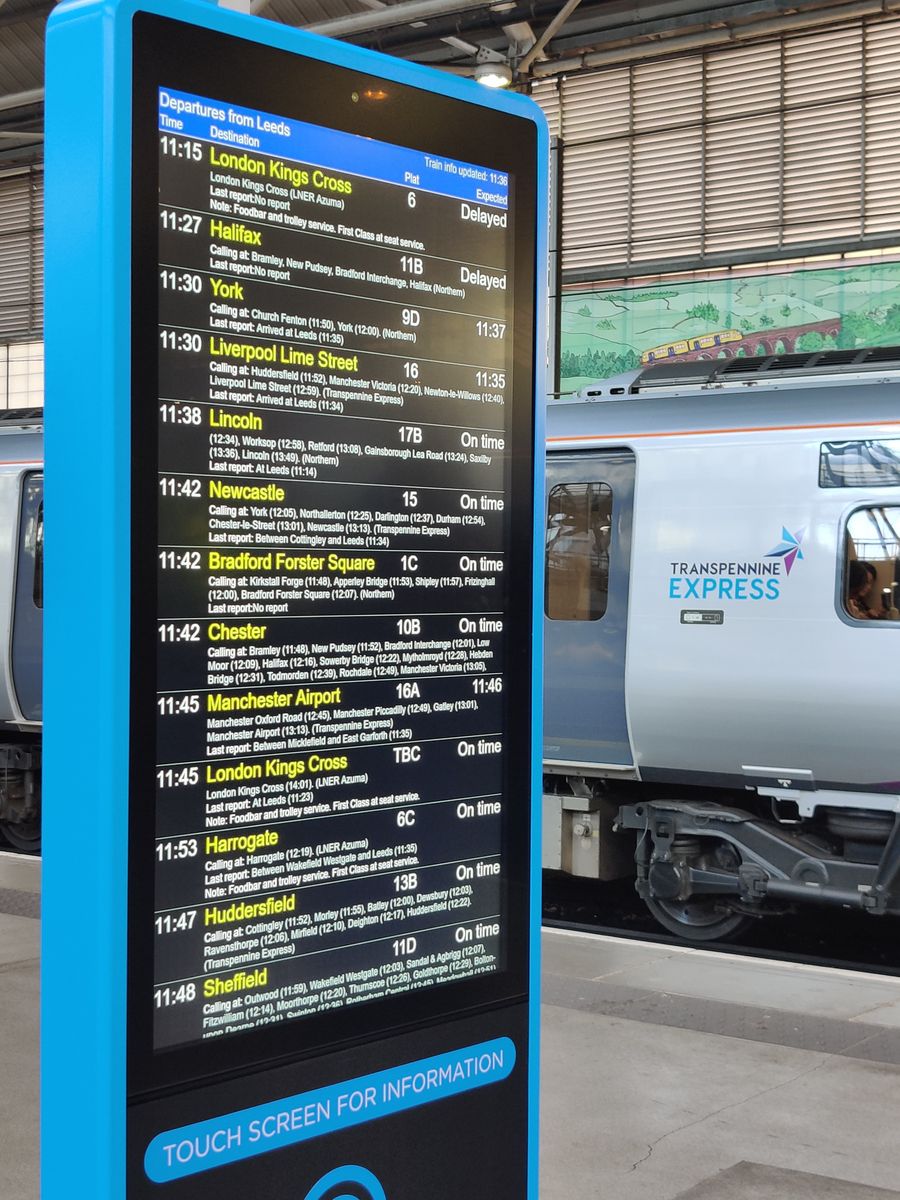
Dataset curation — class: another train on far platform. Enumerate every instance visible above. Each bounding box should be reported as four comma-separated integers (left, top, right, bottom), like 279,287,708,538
0,409,42,851
544,349,900,939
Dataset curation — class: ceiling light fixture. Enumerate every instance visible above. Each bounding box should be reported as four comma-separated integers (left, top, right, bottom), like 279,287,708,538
474,60,513,87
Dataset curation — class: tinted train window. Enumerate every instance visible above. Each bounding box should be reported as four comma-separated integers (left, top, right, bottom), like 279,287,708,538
12,473,43,722
821,439,900,488
33,501,43,609
545,482,612,621
844,507,900,621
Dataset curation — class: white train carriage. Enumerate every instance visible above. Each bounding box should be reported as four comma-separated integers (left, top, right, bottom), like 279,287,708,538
543,350,900,939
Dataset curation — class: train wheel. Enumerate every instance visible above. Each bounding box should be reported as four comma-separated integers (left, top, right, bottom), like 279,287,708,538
644,895,754,941
644,839,754,942
0,818,41,854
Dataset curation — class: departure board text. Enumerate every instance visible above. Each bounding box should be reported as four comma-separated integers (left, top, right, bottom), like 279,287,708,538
153,88,515,1050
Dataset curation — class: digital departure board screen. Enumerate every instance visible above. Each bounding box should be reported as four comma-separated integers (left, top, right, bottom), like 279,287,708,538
129,16,537,1084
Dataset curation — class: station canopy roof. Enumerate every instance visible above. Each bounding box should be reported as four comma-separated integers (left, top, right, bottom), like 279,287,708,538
0,0,884,166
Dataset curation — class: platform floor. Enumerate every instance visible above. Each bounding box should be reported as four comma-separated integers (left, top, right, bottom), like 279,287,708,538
0,911,39,1200
542,928,900,1200
2,911,900,1198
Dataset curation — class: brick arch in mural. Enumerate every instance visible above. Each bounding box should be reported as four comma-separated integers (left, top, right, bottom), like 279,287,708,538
685,319,842,361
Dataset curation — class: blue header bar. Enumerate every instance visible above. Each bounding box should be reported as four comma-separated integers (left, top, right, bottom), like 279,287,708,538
159,87,509,209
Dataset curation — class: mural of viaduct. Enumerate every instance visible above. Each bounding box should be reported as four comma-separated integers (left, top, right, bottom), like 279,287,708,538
558,260,900,391
678,319,843,361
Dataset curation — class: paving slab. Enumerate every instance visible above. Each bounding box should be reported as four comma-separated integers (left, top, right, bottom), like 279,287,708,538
540,1004,900,1200
541,929,680,982
0,944,38,1200
672,1161,900,1199
0,852,40,896
0,912,40,968
544,929,900,1023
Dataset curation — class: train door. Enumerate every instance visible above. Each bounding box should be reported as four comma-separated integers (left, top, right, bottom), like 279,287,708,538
12,473,42,722
543,450,635,766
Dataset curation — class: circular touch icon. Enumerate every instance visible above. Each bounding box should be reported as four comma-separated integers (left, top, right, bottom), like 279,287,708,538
303,1165,387,1200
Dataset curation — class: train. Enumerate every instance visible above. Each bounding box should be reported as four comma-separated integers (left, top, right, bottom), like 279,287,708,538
4,348,900,945
0,408,42,851
544,348,900,938
640,328,743,364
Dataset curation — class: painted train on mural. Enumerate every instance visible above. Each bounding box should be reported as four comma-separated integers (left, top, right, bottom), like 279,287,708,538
640,328,743,363
3,352,900,943
543,349,900,939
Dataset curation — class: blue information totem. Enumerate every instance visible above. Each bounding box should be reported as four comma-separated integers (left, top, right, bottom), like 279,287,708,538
43,2,546,1197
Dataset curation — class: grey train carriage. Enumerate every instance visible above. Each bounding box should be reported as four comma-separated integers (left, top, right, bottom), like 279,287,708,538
543,350,900,940
0,409,42,851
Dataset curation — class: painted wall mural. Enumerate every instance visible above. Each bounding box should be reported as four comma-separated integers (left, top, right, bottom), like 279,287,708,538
559,259,900,392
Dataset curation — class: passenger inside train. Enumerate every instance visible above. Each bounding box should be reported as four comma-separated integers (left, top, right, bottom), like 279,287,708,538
844,507,900,621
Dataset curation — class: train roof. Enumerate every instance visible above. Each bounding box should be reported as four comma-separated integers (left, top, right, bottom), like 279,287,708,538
547,350,900,445
0,409,43,468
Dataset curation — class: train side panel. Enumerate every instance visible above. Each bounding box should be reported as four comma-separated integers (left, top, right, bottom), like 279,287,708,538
542,449,638,878
542,377,900,908
543,450,635,767
0,466,21,725
12,472,42,724
625,425,899,794
0,426,42,729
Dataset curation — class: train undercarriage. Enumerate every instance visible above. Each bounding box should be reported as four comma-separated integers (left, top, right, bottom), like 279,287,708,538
543,775,900,940
0,738,41,852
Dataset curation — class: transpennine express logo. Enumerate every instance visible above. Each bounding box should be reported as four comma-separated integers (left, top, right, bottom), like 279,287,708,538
668,526,805,602
766,526,805,574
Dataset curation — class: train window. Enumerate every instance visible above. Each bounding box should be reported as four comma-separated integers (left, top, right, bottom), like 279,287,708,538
820,439,900,488
33,501,43,609
843,507,900,621
545,482,612,621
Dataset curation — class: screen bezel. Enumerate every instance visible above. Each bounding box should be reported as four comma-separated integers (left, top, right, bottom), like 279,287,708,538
129,11,538,1099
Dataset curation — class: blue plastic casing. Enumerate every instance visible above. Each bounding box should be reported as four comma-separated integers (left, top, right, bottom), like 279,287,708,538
43,3,547,1196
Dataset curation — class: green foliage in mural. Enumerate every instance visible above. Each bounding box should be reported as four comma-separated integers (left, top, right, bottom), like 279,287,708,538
795,331,837,351
605,290,678,303
796,331,825,351
686,302,720,323
838,313,884,348
559,347,639,384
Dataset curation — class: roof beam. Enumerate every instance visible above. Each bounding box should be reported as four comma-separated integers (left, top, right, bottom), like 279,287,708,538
0,89,44,114
305,0,510,39
531,0,899,73
517,0,583,73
